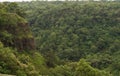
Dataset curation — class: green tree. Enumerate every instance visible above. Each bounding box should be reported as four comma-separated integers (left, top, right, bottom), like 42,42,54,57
75,59,112,76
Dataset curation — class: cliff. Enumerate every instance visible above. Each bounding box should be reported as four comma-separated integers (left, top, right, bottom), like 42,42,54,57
0,7,35,51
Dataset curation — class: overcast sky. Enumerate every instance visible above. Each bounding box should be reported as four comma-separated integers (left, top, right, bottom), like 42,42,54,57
0,0,32,2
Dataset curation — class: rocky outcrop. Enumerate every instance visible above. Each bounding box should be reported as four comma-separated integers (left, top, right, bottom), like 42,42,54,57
0,12,35,51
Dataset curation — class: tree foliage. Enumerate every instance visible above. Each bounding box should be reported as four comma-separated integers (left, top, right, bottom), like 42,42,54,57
0,1,120,76
19,2,120,76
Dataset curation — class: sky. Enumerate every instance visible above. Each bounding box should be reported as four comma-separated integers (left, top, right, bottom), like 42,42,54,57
0,0,32,2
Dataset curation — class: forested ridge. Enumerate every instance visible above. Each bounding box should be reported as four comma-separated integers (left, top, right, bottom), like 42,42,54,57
0,1,120,76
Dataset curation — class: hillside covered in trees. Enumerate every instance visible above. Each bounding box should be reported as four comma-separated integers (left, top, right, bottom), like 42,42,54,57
0,1,120,76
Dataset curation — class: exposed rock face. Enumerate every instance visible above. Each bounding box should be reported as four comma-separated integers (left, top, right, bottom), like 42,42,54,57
14,36,35,51
0,12,35,51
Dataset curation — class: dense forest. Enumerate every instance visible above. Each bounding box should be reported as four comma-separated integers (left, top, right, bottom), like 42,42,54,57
0,1,120,76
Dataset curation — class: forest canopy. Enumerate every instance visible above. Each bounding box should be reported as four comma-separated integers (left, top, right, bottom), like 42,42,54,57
0,1,120,76
19,1,120,76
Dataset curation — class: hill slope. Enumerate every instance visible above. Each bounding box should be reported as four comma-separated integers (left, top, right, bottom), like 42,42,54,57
0,3,45,76
19,2,120,76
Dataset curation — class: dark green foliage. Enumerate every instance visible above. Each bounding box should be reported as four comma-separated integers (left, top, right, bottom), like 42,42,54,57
22,2,120,60
0,42,39,76
0,3,45,75
4,2,26,18
0,1,120,76
75,59,111,76
0,3,35,51
50,59,111,76
86,53,113,69
19,2,120,76
21,1,120,58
